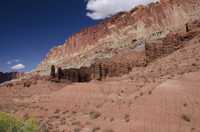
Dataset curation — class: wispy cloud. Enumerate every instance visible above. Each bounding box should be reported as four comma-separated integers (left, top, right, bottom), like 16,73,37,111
7,59,20,64
7,60,12,64
13,59,19,62
11,64,25,70
86,0,159,20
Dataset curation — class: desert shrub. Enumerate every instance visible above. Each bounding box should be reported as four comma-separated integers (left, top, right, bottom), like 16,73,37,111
72,121,81,126
74,127,81,132
134,96,138,99
192,63,196,66
110,117,114,121
182,113,190,122
54,109,60,113
90,109,101,119
148,90,152,94
124,114,130,122
124,114,130,119
86,121,91,125
71,110,77,114
92,125,101,132
0,112,39,132
125,118,130,122
50,65,55,78
62,110,69,114
104,128,113,132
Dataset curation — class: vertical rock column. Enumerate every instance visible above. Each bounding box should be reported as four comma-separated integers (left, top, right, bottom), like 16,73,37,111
94,62,101,80
90,64,95,80
100,62,107,79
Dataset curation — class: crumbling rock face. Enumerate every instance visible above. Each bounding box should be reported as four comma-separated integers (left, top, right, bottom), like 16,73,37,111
186,19,200,32
50,65,55,78
0,71,26,84
36,0,200,72
79,67,91,82
145,34,183,62
23,81,31,87
64,68,79,83
50,67,91,83
57,67,63,82
0,75,44,88
146,21,200,62
91,59,138,80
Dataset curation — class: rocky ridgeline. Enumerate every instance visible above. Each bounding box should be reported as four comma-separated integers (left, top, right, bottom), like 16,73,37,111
53,19,200,82
1,19,200,88
0,75,45,88
36,0,200,73
0,71,26,84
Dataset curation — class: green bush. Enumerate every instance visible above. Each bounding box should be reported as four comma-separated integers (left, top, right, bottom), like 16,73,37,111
0,112,39,132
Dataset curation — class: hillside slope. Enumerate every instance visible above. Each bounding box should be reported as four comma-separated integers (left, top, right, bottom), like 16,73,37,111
1,27,200,131
35,0,200,74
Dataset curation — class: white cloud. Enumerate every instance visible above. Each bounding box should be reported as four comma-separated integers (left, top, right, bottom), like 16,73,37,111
13,59,19,62
7,60,12,64
11,64,25,70
86,0,159,20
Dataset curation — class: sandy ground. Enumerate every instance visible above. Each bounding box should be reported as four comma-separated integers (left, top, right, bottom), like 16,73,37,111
0,34,200,132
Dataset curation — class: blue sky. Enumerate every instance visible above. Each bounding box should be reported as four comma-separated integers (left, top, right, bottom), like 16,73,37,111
0,0,158,73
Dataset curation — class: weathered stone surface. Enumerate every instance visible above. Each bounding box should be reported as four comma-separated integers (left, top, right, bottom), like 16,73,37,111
0,75,46,88
62,67,91,83
57,67,63,82
90,59,137,80
50,65,55,78
0,71,25,84
186,19,200,32
23,81,31,87
146,21,200,62
136,57,148,67
36,0,200,73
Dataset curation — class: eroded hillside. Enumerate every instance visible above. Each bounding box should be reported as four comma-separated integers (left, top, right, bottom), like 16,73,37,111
1,19,200,131
34,0,200,75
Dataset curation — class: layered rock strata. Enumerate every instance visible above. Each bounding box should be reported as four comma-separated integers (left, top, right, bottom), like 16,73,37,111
36,0,200,73
0,75,44,88
0,71,25,84
146,20,200,62
49,67,91,83
90,53,148,80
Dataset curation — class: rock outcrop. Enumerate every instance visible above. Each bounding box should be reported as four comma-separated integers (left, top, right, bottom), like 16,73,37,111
49,67,91,83
90,54,147,80
186,19,200,32
91,19,200,80
146,19,200,62
36,0,200,73
0,75,44,88
0,71,25,84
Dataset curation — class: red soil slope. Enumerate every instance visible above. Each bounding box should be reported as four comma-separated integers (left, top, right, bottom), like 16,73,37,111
0,29,200,131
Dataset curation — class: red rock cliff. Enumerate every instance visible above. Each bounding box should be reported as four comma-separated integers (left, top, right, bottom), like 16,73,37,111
36,0,200,72
0,71,25,84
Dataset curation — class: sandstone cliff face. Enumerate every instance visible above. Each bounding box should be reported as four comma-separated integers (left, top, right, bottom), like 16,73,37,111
36,0,200,73
0,71,25,84
91,20,200,80
146,20,200,62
